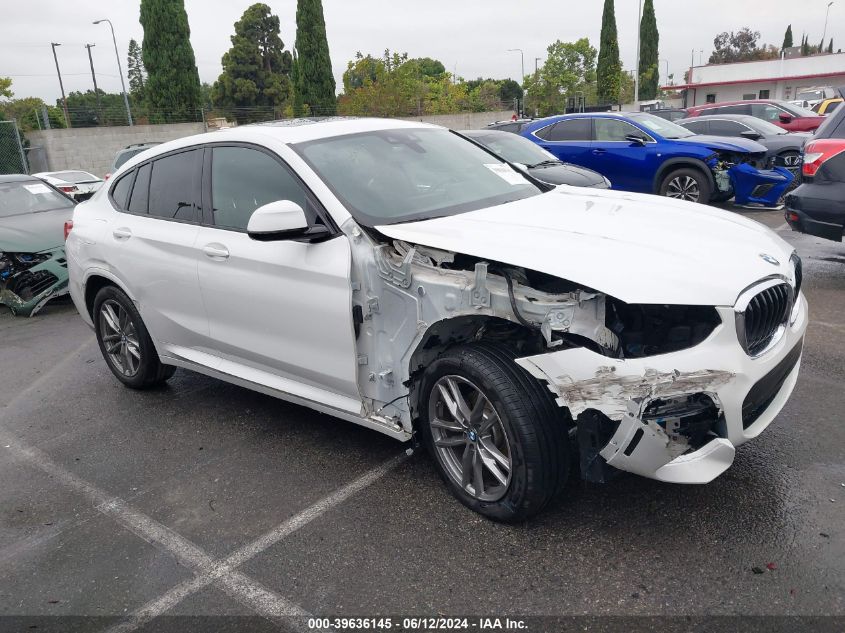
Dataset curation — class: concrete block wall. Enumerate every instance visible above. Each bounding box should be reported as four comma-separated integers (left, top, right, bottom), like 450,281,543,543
27,122,206,177
24,110,516,178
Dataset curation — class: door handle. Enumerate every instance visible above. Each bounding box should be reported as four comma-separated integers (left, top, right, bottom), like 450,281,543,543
591,149,606,155
112,227,132,240
202,244,230,260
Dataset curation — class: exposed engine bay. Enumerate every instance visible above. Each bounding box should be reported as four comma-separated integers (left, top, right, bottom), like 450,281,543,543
0,249,69,317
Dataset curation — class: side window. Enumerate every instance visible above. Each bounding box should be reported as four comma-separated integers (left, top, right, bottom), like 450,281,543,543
827,101,842,114
210,146,315,231
537,119,591,142
702,104,750,116
594,119,645,142
750,103,782,122
708,120,749,136
682,120,709,134
148,149,201,221
110,170,136,210
127,163,151,214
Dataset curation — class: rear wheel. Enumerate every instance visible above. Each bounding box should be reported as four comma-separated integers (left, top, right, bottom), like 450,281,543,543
417,343,570,522
659,167,712,204
93,286,175,389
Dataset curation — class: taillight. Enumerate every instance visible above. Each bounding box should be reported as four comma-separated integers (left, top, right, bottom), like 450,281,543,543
58,185,79,194
802,139,845,177
104,173,111,180
64,220,73,241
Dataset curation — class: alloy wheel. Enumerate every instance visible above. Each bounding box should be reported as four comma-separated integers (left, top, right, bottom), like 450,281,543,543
428,375,512,502
666,175,700,202
99,299,141,377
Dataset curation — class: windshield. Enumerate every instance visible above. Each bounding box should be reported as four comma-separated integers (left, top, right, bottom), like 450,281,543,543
745,117,788,135
782,102,819,118
797,90,824,101
464,132,557,166
0,180,74,218
628,112,695,138
49,171,100,183
294,128,544,226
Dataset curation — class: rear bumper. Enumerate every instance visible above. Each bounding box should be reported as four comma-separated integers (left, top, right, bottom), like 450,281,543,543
516,295,808,484
785,183,845,242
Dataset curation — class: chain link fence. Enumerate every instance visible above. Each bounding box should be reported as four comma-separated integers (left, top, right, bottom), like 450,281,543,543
0,120,28,175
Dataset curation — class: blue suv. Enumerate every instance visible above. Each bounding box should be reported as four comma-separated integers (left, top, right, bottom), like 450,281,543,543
520,112,793,206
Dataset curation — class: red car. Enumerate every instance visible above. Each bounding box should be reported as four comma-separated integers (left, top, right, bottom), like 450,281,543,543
686,100,824,133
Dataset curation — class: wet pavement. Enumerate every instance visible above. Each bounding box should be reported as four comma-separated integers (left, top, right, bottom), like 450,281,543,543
0,208,843,632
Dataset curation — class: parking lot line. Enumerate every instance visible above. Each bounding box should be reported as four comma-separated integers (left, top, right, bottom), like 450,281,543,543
1,425,407,632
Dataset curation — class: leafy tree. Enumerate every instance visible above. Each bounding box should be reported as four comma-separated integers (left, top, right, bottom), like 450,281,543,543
0,96,65,131
801,33,810,56
140,0,202,121
498,79,523,103
214,3,293,122
709,28,779,63
64,90,130,127
638,0,659,100
294,0,336,115
0,77,12,99
127,39,146,104
597,0,621,104
407,57,445,78
782,25,793,49
523,38,597,116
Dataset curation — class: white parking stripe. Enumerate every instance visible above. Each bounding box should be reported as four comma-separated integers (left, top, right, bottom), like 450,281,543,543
1,428,406,631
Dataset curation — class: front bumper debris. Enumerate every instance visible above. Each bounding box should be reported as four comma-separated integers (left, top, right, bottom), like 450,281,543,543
0,247,69,317
516,297,808,484
727,164,794,207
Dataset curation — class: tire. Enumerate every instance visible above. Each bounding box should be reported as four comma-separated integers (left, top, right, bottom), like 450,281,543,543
93,286,176,389
417,343,570,522
659,167,712,205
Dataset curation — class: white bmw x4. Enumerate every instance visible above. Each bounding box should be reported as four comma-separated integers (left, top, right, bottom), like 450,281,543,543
66,118,807,521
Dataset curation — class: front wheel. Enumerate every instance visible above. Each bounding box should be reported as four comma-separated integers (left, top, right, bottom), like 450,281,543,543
93,286,176,389
417,343,570,522
659,168,712,205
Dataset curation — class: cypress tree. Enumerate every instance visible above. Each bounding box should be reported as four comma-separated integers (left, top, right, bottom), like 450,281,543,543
127,39,146,103
294,0,336,116
828,39,834,54
782,25,793,49
139,0,202,121
597,0,622,104
638,0,659,101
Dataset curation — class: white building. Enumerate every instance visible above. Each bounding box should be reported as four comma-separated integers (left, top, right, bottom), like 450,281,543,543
667,53,845,107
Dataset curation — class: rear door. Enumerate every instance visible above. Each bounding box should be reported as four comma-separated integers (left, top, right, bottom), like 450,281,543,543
106,148,209,351
530,118,592,165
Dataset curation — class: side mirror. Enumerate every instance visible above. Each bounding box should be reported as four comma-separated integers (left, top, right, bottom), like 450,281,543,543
625,134,647,146
247,200,330,242
740,130,762,140
779,113,793,124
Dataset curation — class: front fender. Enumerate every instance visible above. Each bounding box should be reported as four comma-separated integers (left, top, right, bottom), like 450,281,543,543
652,155,716,194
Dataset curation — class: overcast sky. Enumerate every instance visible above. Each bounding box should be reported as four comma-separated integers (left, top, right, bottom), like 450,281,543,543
1,0,842,104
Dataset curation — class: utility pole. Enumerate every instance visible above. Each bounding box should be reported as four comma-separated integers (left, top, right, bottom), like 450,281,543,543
85,44,103,125
94,19,133,126
507,48,525,116
634,0,643,104
50,42,71,128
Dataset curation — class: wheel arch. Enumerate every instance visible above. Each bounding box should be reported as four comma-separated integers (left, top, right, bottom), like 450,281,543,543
83,270,133,320
652,157,715,194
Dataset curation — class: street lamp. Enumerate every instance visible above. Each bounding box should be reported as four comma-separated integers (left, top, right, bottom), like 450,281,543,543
660,59,670,85
822,2,834,48
507,48,525,115
93,19,133,126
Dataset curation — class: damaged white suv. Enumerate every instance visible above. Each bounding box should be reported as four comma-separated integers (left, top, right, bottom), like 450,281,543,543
66,119,807,521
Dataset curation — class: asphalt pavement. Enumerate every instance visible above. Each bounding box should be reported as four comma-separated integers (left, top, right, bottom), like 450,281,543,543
0,209,843,633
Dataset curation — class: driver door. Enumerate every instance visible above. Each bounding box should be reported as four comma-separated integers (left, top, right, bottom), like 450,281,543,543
194,144,360,409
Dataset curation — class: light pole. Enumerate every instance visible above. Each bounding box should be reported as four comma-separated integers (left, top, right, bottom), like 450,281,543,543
507,48,525,115
93,19,133,126
50,43,70,128
634,0,643,104
823,2,834,48
85,44,103,124
661,59,670,85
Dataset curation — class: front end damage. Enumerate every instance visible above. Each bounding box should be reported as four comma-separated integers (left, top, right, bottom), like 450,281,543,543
709,152,794,206
348,220,807,486
0,248,69,317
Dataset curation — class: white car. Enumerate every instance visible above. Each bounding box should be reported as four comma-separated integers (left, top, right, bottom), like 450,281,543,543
65,118,807,521
34,170,104,201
